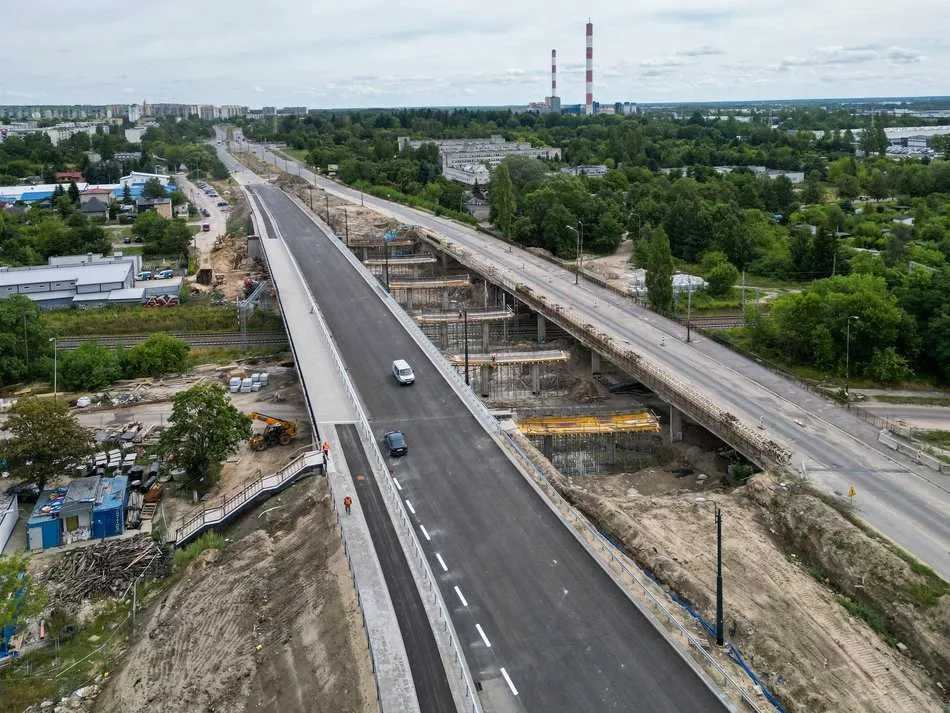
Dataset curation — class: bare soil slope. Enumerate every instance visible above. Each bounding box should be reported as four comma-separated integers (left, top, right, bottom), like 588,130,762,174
95,478,376,713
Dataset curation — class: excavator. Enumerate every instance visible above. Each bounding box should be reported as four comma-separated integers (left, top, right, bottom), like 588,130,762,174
247,412,298,451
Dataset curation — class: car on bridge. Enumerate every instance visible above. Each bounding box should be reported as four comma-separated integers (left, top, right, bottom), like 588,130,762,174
392,359,415,385
383,430,408,457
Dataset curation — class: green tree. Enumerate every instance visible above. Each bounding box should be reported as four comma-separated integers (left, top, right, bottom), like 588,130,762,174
490,163,516,235
0,555,47,632
706,260,740,297
58,343,122,391
160,384,252,488
124,333,189,377
66,180,80,205
1,398,94,491
142,177,166,199
0,296,50,385
644,226,674,312
121,183,132,204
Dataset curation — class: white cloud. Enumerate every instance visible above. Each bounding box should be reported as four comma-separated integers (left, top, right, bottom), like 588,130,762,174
0,0,943,105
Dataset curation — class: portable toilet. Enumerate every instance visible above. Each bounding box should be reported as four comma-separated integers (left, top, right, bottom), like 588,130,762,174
229,377,242,393
259,372,269,386
240,378,253,393
27,489,68,550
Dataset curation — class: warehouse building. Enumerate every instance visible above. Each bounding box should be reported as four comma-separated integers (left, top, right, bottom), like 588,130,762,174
398,135,561,185
0,258,136,309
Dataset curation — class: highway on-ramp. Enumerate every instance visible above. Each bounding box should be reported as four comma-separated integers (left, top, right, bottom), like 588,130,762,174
246,180,728,713
239,141,950,581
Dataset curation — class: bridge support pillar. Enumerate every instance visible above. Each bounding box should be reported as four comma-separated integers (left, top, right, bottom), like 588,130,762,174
482,322,490,351
441,289,449,311
440,251,449,270
362,247,368,261
537,315,546,343
439,323,448,349
406,288,414,312
590,349,601,375
480,365,491,398
669,405,684,443
542,435,554,460
531,364,541,395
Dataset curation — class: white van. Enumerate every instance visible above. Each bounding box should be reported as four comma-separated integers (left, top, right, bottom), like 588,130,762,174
392,359,415,385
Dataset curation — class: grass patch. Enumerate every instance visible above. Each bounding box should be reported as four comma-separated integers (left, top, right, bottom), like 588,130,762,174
173,531,225,571
281,148,310,163
43,303,283,336
0,599,130,712
876,395,950,407
112,244,143,255
836,595,894,642
918,429,950,448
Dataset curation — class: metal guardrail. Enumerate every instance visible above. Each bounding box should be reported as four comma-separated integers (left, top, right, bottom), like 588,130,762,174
280,188,775,713
254,188,480,713
57,330,287,349
174,448,320,546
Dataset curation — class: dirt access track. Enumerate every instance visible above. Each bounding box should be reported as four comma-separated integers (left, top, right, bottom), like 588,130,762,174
95,476,377,713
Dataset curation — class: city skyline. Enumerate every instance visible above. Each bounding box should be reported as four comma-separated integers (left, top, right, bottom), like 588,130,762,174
0,0,946,108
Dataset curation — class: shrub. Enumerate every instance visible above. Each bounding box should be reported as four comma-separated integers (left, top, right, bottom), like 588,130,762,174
58,343,122,391
124,333,189,377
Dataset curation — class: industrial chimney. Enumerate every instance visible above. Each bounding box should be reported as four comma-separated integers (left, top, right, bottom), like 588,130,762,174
551,49,557,99
585,21,593,115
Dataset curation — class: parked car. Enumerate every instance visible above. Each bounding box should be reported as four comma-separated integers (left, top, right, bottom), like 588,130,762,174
122,236,131,244
383,431,408,457
202,223,211,232
392,359,415,385
155,269,174,279
136,270,152,281
201,208,210,217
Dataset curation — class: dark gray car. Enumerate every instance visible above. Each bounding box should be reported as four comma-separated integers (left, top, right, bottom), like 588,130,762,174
383,430,408,457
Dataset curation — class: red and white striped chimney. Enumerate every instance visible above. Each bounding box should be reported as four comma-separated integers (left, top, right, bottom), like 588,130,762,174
585,21,593,115
551,49,557,98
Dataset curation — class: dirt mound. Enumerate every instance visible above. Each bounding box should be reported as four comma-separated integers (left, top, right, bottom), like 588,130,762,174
95,479,374,713
533,446,947,713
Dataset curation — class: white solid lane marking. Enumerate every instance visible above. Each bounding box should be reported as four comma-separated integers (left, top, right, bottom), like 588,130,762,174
419,524,431,541
405,499,415,514
393,478,402,491
435,553,448,572
500,667,519,696
454,586,469,607
475,624,492,648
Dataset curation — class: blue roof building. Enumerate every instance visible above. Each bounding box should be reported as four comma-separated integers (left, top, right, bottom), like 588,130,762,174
26,476,129,550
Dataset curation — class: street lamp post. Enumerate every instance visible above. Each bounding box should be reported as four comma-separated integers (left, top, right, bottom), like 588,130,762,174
325,193,330,225
48,337,58,401
686,276,693,343
565,221,585,285
715,505,724,646
845,315,859,397
628,210,642,266
383,237,390,291
343,207,349,246
458,309,470,386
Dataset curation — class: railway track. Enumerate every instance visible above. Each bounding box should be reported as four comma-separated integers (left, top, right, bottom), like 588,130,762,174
56,331,288,349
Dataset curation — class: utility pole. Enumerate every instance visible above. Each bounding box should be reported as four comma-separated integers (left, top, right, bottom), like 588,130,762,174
308,186,313,212
716,506,724,647
343,207,349,246
566,221,584,285
23,314,29,373
845,315,859,397
325,193,330,225
740,270,746,314
383,239,390,291
48,337,58,401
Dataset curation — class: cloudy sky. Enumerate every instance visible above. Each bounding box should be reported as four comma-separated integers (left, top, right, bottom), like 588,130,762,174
1,0,946,107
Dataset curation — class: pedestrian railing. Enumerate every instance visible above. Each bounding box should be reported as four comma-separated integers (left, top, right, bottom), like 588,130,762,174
173,448,321,546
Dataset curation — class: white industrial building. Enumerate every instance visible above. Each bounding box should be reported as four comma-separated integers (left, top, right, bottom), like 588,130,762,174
398,135,561,185
0,253,174,309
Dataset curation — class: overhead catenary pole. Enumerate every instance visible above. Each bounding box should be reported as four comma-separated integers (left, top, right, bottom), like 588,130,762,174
460,309,470,386
686,277,693,343
845,314,859,396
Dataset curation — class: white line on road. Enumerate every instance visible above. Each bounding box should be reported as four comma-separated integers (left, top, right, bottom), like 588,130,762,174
419,524,431,541
454,586,469,607
475,624,492,648
434,553,448,572
500,667,519,696
405,499,415,514
393,478,402,491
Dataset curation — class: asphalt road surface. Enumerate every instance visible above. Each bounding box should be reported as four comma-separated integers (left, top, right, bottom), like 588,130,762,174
337,423,456,713
248,182,728,713
239,141,950,581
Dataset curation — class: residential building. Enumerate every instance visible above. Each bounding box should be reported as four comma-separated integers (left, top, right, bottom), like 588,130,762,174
79,193,111,220
398,135,561,185
561,164,609,177
125,127,147,144
135,196,172,218
128,103,142,122
55,171,84,183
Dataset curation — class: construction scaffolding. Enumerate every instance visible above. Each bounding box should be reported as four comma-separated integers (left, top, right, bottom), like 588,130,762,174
388,275,472,310
446,350,570,401
518,410,663,477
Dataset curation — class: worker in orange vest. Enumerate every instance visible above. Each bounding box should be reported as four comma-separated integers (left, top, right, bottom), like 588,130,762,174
343,496,352,515
321,440,331,455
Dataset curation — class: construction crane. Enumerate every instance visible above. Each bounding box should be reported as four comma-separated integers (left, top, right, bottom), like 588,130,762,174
247,412,298,451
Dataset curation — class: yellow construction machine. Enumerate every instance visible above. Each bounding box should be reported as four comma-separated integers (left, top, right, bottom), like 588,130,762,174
247,412,298,451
